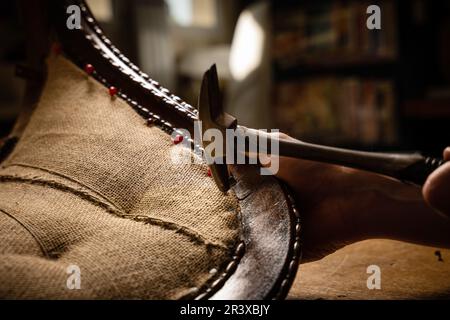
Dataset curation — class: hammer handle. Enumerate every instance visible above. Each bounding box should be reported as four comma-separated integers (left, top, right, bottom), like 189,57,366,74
244,129,443,186
276,139,442,186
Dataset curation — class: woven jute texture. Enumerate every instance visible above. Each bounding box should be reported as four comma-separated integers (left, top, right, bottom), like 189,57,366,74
0,56,239,299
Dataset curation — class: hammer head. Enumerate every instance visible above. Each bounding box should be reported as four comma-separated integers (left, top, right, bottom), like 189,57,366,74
198,65,237,192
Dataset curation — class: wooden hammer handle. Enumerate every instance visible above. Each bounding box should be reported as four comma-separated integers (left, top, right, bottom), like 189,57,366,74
277,139,443,186
242,128,443,186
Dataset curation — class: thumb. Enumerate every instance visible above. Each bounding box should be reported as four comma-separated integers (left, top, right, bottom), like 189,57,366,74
422,147,450,218
444,147,450,161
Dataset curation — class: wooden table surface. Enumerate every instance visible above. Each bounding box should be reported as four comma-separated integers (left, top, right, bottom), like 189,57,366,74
288,239,450,299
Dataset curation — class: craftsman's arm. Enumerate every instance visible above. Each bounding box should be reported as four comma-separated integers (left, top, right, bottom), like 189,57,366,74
265,133,450,262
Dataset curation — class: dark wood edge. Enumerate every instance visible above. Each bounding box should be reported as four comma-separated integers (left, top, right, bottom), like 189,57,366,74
45,0,301,300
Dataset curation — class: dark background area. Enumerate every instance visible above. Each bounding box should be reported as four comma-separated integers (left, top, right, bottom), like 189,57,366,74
0,1,26,137
0,0,449,155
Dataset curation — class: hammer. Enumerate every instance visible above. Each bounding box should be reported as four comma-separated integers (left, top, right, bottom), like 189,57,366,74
198,65,444,193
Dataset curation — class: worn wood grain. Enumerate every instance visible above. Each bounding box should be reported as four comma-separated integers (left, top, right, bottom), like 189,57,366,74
288,239,450,300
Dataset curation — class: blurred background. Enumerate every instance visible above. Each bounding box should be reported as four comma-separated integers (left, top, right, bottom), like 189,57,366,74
1,0,449,155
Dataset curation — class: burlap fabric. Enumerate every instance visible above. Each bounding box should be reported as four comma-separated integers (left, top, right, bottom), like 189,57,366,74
0,56,239,299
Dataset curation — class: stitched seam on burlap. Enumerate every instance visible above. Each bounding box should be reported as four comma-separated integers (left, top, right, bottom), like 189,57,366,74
0,175,229,250
0,208,49,258
1,162,123,212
